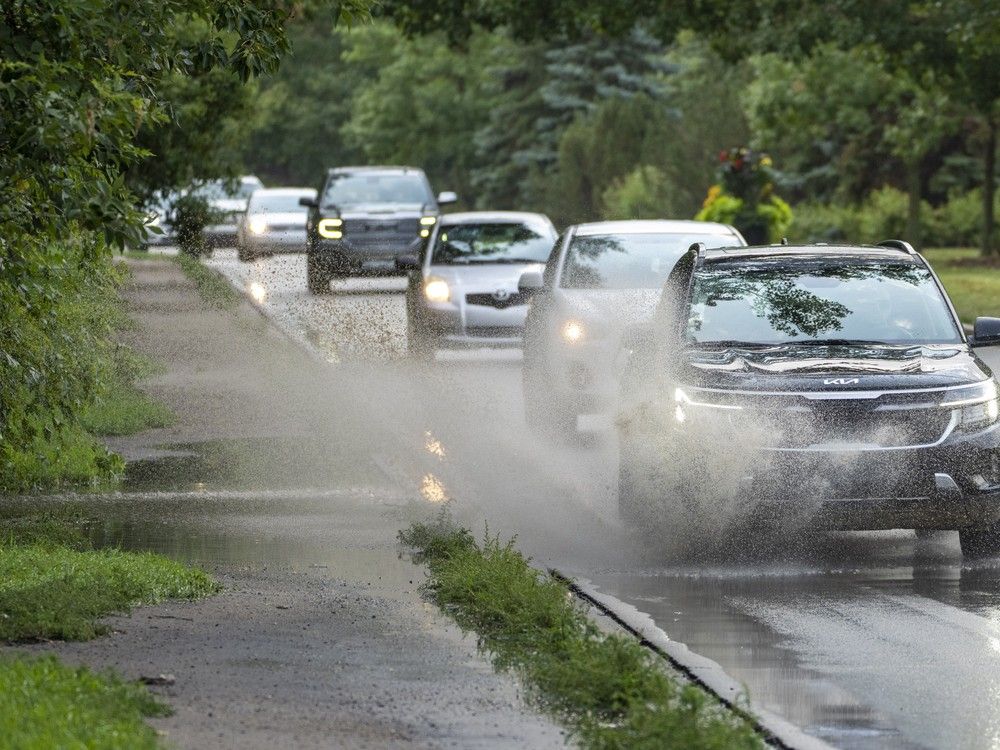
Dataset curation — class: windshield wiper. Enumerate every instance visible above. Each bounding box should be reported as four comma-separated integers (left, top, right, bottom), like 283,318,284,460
790,339,897,347
691,340,776,349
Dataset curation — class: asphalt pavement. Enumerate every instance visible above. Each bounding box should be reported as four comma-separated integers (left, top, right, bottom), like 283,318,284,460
96,248,1000,748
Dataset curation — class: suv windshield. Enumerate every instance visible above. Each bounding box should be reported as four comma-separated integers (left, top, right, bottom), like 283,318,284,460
562,232,734,289
249,194,312,213
431,223,552,265
323,173,432,206
686,259,962,345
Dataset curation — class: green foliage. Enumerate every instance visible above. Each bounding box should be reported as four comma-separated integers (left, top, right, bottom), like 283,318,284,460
400,515,763,749
602,166,682,221
0,655,167,750
172,194,218,257
79,349,174,438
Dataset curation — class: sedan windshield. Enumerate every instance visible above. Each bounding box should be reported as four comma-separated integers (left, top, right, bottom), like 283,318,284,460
430,223,553,264
561,232,735,289
686,260,962,345
248,194,312,213
323,173,432,206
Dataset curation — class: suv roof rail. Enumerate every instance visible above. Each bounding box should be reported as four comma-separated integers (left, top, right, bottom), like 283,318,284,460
877,239,917,255
688,242,707,257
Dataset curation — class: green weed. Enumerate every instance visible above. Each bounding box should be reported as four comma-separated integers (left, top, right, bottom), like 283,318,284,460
400,515,763,749
175,253,239,310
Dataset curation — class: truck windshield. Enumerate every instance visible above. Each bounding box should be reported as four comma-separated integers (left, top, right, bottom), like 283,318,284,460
322,173,432,206
561,232,735,289
686,260,962,345
431,222,553,264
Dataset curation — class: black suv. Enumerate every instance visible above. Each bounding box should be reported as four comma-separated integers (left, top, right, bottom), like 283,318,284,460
618,240,1000,556
301,166,456,293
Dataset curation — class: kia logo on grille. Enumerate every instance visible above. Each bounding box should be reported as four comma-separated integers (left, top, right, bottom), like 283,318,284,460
824,377,860,385
492,289,511,302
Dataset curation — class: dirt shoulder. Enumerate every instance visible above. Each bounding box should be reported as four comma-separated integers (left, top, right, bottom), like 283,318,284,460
26,257,563,749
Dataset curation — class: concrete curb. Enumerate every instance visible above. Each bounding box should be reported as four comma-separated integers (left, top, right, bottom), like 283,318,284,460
553,571,836,750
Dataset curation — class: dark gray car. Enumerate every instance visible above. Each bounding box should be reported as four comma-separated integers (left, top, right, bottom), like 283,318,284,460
301,166,456,293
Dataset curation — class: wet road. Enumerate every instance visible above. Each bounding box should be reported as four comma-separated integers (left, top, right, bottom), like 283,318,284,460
145,249,1000,748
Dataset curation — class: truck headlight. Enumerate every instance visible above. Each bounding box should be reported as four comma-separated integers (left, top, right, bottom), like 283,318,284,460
943,380,999,430
248,216,267,235
424,278,450,303
318,218,343,239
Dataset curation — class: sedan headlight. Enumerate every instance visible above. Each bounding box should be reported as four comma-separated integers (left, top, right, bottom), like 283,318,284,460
561,320,585,344
248,216,268,235
943,380,999,430
424,278,450,303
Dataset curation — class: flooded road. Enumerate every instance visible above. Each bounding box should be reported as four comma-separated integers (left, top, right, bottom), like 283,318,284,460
69,248,1000,749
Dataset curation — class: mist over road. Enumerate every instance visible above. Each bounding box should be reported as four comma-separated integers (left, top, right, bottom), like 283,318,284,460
208,248,1000,750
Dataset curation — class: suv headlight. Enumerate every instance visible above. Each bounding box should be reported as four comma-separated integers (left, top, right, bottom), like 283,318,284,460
318,218,343,239
942,380,999,430
673,387,743,423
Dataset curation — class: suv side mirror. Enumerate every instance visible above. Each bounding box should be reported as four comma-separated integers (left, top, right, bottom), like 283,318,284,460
299,197,318,208
518,270,544,294
436,191,458,206
396,254,421,272
972,317,1000,347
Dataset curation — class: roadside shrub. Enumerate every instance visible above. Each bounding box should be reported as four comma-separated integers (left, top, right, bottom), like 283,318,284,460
172,193,216,257
0,241,126,493
926,189,984,247
856,185,908,241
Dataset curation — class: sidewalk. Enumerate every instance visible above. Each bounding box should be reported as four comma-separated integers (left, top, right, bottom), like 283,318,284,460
28,257,564,749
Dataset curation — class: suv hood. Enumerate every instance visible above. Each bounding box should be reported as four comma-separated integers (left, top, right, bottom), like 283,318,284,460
685,343,991,391
326,203,428,218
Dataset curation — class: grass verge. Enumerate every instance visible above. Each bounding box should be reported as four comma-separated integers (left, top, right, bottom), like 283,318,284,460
399,515,763,749
0,655,167,749
175,252,239,310
80,347,173,437
922,247,1000,324
0,514,218,642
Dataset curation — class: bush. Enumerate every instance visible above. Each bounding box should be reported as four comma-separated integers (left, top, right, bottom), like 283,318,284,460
791,187,997,247
602,165,683,220
0,242,127,493
171,193,217,257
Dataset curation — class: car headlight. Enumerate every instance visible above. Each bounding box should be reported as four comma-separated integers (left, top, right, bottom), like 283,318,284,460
318,218,343,239
424,278,450,303
248,216,268,235
419,216,437,226
943,380,999,430
561,320,585,344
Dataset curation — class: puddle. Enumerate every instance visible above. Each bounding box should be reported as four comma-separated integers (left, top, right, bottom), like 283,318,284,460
123,437,392,493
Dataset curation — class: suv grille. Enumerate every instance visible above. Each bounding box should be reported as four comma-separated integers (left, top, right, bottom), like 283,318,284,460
703,389,958,451
341,218,420,249
466,292,529,309
774,402,953,449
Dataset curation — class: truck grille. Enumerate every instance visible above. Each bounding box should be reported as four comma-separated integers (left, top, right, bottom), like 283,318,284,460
341,218,419,250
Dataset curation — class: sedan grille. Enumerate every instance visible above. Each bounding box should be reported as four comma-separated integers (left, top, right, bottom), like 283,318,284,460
466,292,530,309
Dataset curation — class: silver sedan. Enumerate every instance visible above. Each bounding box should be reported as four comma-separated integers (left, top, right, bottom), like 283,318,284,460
400,212,558,358
237,187,317,261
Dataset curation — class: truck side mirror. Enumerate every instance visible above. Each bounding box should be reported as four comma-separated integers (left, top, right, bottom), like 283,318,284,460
436,191,458,206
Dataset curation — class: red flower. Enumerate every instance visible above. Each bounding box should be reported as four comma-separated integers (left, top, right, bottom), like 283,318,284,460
733,159,745,170
719,150,728,163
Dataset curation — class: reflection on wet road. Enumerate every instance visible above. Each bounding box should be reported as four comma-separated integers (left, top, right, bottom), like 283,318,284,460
97,249,1000,748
